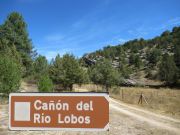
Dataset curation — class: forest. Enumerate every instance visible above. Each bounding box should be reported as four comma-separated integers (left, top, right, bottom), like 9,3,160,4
0,12,180,96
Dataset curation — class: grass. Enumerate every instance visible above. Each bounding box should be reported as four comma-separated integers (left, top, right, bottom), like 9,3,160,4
109,87,180,118
0,96,9,104
74,84,180,119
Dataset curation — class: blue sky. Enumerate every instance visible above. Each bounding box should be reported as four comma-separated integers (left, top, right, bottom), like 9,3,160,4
1,0,180,60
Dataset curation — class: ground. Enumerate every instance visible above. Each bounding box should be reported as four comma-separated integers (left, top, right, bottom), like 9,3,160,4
0,83,180,135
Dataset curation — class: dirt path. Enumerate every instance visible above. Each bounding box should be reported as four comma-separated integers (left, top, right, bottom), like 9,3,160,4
19,82,38,92
1,98,179,135
110,98,180,135
0,86,180,134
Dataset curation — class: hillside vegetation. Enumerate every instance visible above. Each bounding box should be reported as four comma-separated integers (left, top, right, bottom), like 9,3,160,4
0,12,180,95
82,27,180,87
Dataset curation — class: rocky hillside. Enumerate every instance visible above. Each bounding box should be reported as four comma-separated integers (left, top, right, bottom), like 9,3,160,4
82,26,180,86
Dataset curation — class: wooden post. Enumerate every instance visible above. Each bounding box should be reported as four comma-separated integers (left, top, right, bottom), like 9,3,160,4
138,92,148,105
121,89,124,101
138,93,143,104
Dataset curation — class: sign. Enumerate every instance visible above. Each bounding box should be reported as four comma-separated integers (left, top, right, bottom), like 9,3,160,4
9,93,109,131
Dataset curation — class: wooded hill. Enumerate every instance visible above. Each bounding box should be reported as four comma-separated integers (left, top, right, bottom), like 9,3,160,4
82,27,180,87
0,12,180,96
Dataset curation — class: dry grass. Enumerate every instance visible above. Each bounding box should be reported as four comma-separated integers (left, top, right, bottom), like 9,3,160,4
74,84,180,119
73,84,103,92
109,87,180,118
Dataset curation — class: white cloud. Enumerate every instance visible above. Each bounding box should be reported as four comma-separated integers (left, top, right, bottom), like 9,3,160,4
127,25,149,38
43,51,58,61
160,17,180,29
42,48,80,61
118,38,127,44
127,17,180,39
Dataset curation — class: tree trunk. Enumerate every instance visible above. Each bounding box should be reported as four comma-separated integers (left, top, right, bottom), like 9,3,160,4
105,85,109,92
69,84,73,91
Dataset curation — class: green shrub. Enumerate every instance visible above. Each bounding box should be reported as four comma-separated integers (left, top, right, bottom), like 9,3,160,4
49,54,88,90
89,59,120,92
159,54,178,84
38,75,53,92
0,56,21,96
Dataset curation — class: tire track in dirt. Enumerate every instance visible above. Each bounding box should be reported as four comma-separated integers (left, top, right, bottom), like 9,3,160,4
110,98,180,135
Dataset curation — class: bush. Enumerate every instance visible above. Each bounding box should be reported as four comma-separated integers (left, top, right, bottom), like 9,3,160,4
159,54,178,84
49,54,88,90
147,48,161,66
38,75,53,92
89,59,120,92
33,55,48,79
0,56,21,96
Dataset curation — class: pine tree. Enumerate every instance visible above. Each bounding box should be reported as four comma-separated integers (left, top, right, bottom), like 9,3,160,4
1,12,35,76
159,54,178,84
38,74,53,92
147,48,161,66
89,59,120,92
134,55,142,69
0,55,21,96
33,55,48,79
49,54,88,90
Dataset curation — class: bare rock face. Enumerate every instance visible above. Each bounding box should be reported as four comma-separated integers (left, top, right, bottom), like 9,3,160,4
121,79,137,86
